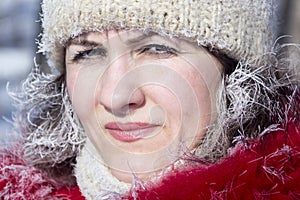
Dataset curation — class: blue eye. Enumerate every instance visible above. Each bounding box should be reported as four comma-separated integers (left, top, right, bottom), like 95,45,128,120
73,48,107,61
138,44,177,56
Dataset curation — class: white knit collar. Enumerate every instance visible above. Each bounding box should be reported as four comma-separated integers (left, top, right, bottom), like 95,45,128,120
75,138,131,200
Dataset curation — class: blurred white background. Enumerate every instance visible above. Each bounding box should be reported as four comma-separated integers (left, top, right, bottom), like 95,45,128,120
0,0,299,145
0,0,40,144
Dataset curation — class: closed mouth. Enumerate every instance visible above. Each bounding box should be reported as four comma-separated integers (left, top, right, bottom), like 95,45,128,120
105,122,160,142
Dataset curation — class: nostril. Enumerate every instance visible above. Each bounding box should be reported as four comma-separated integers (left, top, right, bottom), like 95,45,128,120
128,103,136,110
128,100,146,111
110,100,146,117
103,102,145,117
103,105,127,117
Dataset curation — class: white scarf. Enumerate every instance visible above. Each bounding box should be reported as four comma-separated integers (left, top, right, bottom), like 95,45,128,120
75,138,131,200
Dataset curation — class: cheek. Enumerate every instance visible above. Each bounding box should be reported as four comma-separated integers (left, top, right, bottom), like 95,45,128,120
145,85,182,123
66,68,88,123
178,56,222,115
65,66,100,121
170,58,222,144
191,73,221,126
189,73,214,107
66,67,79,99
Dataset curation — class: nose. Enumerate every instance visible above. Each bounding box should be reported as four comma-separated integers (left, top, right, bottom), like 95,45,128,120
98,56,145,117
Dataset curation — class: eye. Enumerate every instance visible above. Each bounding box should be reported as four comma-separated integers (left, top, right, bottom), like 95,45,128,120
72,48,107,61
138,44,177,57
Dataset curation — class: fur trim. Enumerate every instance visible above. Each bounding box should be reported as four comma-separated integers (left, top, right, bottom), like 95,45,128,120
196,42,300,161
0,147,56,200
8,64,86,182
51,186,85,200
0,145,84,200
122,121,300,199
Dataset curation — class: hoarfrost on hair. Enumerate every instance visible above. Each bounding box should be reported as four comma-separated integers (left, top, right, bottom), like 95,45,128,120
9,64,86,168
196,42,300,161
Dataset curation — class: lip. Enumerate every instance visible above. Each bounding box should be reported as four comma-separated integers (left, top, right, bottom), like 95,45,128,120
105,122,160,142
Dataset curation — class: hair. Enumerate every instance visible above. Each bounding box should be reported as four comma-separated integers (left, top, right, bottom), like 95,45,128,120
9,68,85,184
209,49,238,76
9,39,299,183
195,43,300,161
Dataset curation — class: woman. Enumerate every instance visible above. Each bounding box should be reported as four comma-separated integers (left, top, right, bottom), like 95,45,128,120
1,0,299,199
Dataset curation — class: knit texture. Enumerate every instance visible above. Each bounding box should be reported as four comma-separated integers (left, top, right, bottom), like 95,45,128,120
75,138,131,200
39,0,277,73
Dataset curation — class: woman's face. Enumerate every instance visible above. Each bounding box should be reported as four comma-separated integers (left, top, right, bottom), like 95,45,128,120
65,30,223,182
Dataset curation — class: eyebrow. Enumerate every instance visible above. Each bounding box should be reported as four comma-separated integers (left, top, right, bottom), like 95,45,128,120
66,31,169,48
124,32,156,45
67,35,100,47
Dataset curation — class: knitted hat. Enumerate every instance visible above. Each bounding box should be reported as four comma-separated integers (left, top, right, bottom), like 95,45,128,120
39,0,278,73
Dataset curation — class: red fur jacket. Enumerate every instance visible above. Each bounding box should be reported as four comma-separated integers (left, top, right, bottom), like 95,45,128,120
123,122,300,200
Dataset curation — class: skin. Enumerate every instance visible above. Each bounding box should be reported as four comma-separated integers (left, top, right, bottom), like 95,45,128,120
65,30,223,183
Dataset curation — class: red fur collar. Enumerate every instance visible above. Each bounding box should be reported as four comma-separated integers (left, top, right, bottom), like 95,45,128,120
123,122,300,199
0,145,84,199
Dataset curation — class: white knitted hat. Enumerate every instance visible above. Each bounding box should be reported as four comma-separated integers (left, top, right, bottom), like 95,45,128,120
39,0,278,73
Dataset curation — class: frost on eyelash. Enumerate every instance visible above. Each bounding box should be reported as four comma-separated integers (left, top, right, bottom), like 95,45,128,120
70,48,107,63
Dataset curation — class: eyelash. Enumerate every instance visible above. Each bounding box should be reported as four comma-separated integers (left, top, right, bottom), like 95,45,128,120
71,44,177,62
137,44,178,56
72,48,107,61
